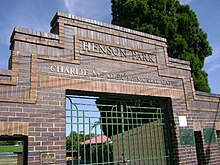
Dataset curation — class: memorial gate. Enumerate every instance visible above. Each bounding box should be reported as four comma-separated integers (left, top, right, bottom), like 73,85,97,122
0,12,219,164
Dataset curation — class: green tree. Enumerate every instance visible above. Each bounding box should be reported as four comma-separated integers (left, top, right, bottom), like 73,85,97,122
111,0,212,92
66,131,80,151
66,131,95,151
96,98,161,137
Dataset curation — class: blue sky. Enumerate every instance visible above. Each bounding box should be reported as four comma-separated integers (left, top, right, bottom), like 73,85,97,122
0,0,219,94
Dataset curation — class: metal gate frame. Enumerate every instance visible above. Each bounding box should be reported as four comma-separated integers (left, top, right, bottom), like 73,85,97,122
66,93,172,165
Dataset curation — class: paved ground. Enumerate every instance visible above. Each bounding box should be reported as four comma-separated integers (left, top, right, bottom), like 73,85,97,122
0,157,17,165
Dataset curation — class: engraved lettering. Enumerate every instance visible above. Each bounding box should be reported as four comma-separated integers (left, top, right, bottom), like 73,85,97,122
92,70,99,77
99,45,107,54
64,67,70,74
84,69,89,76
81,41,155,63
70,68,75,74
92,43,99,53
49,65,178,87
106,46,112,55
112,47,119,56
50,65,56,72
142,53,148,61
132,51,138,60
148,54,155,63
82,41,91,51
119,49,127,57
58,66,64,73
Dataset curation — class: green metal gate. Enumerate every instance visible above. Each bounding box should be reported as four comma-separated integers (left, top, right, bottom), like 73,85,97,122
66,94,171,165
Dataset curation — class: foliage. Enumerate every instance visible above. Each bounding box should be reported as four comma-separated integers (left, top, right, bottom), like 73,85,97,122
96,98,161,137
66,131,95,151
111,0,212,92
66,131,113,164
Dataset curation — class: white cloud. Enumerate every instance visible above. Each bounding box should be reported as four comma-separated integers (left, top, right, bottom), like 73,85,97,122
205,47,220,64
63,0,111,22
179,0,193,4
204,47,220,73
205,63,220,73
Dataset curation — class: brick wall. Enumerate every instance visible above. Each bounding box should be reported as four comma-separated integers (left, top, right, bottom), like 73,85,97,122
0,12,219,164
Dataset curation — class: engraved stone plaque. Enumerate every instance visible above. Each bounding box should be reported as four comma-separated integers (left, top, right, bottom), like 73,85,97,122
40,152,56,164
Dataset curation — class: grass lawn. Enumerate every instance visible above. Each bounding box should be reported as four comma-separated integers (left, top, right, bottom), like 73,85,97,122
0,145,22,152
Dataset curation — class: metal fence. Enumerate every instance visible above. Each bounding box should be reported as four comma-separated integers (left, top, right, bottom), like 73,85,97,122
66,95,171,165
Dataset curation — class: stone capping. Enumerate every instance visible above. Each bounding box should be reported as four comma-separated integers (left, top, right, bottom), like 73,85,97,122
11,27,59,41
168,57,190,66
51,11,167,43
0,69,12,76
189,78,220,104
10,27,62,49
195,91,220,98
0,69,12,82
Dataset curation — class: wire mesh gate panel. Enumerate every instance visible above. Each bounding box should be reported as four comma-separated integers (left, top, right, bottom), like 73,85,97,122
66,94,170,165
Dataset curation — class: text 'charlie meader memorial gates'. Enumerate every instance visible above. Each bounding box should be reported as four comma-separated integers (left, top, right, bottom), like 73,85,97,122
0,12,219,165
